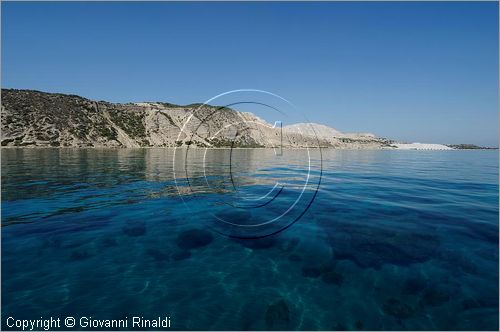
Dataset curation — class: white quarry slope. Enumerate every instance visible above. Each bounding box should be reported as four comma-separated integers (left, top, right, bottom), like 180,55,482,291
393,143,454,150
284,123,344,138
284,123,377,140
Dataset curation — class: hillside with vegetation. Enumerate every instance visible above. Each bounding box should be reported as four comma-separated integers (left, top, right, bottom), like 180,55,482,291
1,89,393,148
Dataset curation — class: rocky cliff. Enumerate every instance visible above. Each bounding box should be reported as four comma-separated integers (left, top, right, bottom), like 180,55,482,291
1,89,392,148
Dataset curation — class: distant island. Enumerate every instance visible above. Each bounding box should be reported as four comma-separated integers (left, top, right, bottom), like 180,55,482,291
0,89,495,150
445,144,497,150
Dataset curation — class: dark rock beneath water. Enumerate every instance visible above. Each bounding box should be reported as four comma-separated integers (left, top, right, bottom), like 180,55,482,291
235,237,277,250
284,238,300,252
46,237,62,248
122,221,146,237
403,277,427,295
288,254,302,262
462,298,480,310
171,250,192,261
421,285,451,306
147,249,169,262
60,238,87,249
176,229,214,250
70,249,91,261
321,271,343,285
302,261,336,277
325,222,441,269
102,237,117,247
302,266,322,278
332,323,346,331
382,298,414,319
355,319,364,330
439,249,479,275
265,299,290,329
467,222,499,244
462,295,499,310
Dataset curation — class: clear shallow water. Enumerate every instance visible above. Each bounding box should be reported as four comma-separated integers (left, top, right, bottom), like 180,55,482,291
2,148,498,330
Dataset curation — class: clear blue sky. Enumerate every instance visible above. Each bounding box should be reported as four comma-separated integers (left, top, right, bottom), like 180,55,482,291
2,2,498,146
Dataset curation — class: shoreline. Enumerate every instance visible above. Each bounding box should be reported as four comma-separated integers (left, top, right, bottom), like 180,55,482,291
1,146,497,151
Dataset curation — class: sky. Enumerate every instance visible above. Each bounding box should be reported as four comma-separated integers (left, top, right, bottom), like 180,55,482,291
2,2,498,146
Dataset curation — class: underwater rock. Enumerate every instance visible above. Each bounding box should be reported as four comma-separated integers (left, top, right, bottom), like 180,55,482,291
403,277,428,295
60,238,87,249
70,249,91,261
284,238,300,252
382,298,414,319
355,319,364,330
176,229,214,250
462,298,480,310
46,236,62,248
332,323,346,331
288,254,302,262
462,295,499,310
301,266,322,278
421,285,451,306
265,299,290,329
235,237,277,250
147,249,169,262
321,271,343,285
467,222,499,244
397,233,441,262
245,237,277,250
102,237,117,247
122,221,147,237
171,250,192,261
439,249,479,275
325,222,440,269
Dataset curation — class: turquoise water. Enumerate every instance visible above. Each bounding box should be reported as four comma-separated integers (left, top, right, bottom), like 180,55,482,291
2,148,498,330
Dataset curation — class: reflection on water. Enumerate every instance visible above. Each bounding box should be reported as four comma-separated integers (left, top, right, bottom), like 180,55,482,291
2,148,499,330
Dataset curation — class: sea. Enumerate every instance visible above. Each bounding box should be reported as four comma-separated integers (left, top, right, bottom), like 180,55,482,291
2,148,498,330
